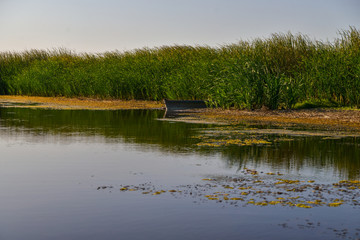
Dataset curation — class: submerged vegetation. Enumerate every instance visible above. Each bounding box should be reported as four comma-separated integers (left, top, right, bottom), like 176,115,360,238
0,27,359,109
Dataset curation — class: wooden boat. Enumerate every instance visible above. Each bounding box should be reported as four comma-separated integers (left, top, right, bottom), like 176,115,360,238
164,99,207,111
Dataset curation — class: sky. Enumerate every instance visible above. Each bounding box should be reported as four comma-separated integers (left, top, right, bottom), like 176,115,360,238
0,0,359,53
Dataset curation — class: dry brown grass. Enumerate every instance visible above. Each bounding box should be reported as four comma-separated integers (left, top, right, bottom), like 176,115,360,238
194,108,360,131
0,95,164,110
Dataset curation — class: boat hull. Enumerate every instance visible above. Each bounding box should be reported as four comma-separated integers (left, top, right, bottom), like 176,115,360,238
164,99,207,111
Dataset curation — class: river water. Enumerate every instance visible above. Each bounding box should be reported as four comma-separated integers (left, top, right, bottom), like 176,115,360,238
0,108,359,240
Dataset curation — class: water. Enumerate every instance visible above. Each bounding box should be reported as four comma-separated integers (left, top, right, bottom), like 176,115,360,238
0,108,359,240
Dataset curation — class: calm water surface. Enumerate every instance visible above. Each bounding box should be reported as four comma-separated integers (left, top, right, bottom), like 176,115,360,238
0,108,359,240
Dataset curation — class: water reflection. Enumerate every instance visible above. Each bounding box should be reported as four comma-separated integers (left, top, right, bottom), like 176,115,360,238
0,107,359,179
0,108,201,150
222,137,360,179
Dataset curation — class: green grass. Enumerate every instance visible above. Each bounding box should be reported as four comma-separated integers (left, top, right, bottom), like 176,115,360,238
0,27,359,109
293,100,338,109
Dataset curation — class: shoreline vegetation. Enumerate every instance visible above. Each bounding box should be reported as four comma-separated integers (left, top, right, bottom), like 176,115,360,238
1,95,360,132
0,27,359,110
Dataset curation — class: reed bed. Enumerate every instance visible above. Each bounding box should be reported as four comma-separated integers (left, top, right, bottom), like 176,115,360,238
0,27,359,109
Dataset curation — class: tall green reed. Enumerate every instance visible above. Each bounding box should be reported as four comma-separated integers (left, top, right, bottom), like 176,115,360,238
0,27,359,109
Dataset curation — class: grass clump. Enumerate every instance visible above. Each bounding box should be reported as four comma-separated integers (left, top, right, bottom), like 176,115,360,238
0,27,359,109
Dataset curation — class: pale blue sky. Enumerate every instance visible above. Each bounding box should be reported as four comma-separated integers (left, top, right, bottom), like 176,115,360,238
0,0,359,52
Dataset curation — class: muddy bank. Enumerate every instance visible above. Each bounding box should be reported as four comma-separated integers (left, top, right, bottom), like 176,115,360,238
0,95,163,110
187,108,360,132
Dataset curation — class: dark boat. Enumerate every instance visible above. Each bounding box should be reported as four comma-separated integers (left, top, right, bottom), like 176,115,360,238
164,99,207,111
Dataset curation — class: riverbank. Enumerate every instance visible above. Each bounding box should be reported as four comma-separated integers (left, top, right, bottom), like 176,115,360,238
0,95,163,110
1,95,360,132
193,108,360,131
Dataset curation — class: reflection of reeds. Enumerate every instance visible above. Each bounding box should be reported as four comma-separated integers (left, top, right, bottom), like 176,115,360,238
222,137,360,179
0,27,359,109
0,108,359,179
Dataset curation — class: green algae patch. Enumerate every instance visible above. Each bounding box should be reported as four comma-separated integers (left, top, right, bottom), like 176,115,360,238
196,138,271,147
193,125,275,148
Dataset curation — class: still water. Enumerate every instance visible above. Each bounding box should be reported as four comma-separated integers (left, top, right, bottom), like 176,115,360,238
0,108,359,240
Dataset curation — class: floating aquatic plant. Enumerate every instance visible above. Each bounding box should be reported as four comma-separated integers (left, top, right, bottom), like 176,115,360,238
100,170,360,210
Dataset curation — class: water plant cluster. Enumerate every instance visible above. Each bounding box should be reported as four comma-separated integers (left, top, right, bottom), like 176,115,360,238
0,27,359,109
98,173,360,209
